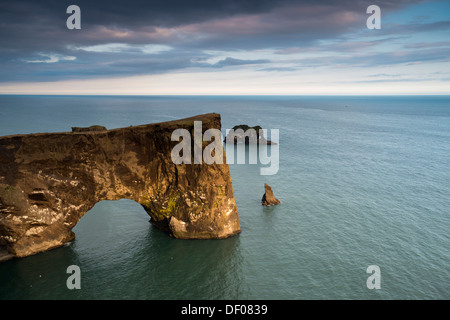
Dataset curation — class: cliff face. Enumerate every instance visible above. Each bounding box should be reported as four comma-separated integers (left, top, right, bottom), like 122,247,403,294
0,113,240,262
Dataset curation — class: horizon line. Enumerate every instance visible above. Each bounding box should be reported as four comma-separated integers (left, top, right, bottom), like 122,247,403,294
1,93,449,97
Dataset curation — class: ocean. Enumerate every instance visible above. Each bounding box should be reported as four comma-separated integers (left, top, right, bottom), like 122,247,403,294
0,95,449,299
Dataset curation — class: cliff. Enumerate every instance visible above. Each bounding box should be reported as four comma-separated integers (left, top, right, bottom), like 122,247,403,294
0,113,240,262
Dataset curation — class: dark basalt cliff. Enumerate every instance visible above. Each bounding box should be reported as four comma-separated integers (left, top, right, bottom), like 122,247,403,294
0,113,240,262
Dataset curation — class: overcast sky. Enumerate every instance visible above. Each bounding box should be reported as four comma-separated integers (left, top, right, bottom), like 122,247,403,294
0,0,449,94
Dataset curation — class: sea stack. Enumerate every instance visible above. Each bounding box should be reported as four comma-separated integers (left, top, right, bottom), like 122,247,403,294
224,124,277,145
0,113,240,262
261,183,280,206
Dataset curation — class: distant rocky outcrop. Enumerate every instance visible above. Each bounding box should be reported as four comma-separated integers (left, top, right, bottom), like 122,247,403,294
261,183,280,206
0,113,240,262
72,125,107,133
224,124,276,145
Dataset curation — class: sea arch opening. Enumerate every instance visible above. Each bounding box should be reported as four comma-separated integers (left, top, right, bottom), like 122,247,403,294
70,199,157,260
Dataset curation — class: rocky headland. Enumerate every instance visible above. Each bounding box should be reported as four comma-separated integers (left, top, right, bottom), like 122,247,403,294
0,113,240,262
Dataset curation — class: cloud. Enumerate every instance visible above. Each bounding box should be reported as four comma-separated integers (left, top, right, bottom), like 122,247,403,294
0,0,447,87
73,43,172,54
367,73,403,78
404,41,450,49
23,53,77,64
286,46,450,69
258,67,299,72
211,57,271,68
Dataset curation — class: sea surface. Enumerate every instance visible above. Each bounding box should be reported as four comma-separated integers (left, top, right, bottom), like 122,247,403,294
0,95,449,300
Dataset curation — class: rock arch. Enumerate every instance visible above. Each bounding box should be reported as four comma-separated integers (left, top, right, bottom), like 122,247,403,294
0,114,240,262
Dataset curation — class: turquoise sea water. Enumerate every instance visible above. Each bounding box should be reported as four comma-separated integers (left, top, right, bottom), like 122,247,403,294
0,95,449,299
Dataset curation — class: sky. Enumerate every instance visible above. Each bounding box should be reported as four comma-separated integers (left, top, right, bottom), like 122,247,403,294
0,0,449,95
